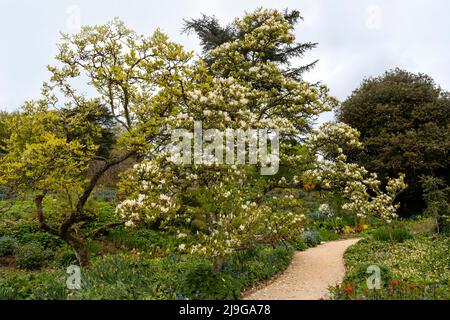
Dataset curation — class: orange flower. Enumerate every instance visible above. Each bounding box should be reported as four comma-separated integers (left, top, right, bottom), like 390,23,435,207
354,226,363,233
390,279,399,287
344,287,353,294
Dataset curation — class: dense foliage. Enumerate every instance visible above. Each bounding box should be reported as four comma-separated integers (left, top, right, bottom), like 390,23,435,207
337,69,450,217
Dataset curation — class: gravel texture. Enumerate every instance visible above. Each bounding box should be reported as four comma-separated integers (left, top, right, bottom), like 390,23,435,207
244,238,361,300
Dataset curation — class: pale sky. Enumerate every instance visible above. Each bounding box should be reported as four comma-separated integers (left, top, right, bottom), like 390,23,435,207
1,0,450,124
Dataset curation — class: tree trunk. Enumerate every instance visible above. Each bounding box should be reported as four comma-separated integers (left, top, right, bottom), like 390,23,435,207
212,256,225,273
33,152,136,269
66,234,89,268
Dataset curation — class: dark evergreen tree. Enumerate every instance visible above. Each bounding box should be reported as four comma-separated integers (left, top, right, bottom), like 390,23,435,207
183,8,318,81
337,69,450,217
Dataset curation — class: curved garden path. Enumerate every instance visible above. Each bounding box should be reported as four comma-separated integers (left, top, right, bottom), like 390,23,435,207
244,238,361,300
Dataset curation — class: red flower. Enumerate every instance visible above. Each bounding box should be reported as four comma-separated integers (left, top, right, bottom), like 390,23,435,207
354,297,365,300
344,287,353,294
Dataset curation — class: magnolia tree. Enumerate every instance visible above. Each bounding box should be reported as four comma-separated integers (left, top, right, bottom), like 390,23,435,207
0,20,191,267
116,9,337,271
304,122,407,237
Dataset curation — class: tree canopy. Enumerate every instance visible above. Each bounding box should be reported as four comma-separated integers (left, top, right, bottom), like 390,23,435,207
337,69,450,216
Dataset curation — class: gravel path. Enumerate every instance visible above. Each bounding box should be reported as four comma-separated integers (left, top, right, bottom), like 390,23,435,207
244,238,361,300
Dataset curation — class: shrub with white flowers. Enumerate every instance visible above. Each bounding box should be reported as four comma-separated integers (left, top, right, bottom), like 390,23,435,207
304,122,407,230
116,9,337,271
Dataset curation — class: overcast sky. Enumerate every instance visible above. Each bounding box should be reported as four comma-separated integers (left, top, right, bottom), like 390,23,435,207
1,0,449,123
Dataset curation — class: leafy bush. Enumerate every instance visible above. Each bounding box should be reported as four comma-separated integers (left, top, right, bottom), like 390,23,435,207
0,200,34,222
16,243,54,270
108,228,185,254
0,236,18,256
0,270,67,300
300,229,321,247
403,216,435,235
20,232,63,249
372,226,412,242
318,228,339,241
54,246,78,268
75,253,163,300
316,217,345,233
0,221,40,239
292,238,308,251
222,245,294,289
181,263,241,299
337,69,450,217
308,203,335,221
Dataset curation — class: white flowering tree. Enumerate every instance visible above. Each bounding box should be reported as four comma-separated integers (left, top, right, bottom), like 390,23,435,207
304,122,407,238
117,9,337,271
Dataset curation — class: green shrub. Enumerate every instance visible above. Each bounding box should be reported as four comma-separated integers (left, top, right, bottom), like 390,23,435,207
318,228,339,241
0,200,34,222
76,254,161,299
420,175,450,233
292,238,308,251
0,221,40,239
223,245,294,289
181,263,241,299
403,216,435,235
54,246,78,268
372,226,412,242
108,228,185,253
300,229,321,247
0,236,18,256
20,232,63,249
317,217,345,233
0,270,67,300
16,243,54,270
